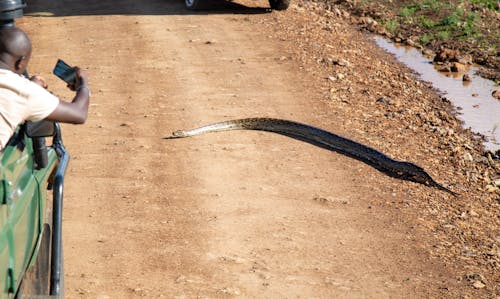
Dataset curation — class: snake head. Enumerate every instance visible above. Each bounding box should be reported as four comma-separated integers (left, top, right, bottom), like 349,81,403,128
163,130,188,139
398,162,433,184
172,130,188,137
398,162,457,196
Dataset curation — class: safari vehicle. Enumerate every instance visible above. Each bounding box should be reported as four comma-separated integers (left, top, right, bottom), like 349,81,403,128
0,121,68,299
185,0,290,10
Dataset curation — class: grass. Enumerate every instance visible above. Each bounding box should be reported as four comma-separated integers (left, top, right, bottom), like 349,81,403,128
471,0,499,11
419,15,436,28
384,19,399,34
420,33,434,44
436,30,451,40
419,0,443,10
333,0,500,79
370,0,491,45
399,5,418,19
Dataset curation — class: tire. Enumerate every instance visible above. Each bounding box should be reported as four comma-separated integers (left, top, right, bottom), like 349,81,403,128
185,0,201,10
269,0,290,10
15,223,51,298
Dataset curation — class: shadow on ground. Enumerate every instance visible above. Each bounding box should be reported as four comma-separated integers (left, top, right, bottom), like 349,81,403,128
24,0,271,16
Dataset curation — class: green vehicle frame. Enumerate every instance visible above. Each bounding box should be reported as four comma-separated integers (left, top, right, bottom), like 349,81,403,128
0,121,69,299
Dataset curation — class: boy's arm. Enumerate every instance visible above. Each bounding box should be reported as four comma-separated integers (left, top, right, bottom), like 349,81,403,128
45,67,90,124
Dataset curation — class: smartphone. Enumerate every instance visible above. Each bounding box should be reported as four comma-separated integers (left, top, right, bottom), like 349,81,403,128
53,59,76,84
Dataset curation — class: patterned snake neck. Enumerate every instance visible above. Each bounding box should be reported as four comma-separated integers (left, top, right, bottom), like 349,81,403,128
166,118,456,196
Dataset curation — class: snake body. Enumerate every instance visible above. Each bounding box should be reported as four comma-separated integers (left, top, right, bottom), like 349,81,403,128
168,117,456,196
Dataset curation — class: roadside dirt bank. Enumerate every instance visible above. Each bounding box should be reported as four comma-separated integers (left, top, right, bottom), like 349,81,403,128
255,0,499,296
19,0,499,297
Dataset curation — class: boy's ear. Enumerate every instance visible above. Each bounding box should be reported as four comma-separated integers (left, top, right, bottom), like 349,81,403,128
14,57,23,71
14,56,27,73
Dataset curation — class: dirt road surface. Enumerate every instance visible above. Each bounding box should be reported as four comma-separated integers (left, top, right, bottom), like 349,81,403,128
20,0,497,298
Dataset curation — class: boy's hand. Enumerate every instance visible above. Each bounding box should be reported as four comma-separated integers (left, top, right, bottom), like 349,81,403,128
67,67,89,91
30,75,48,89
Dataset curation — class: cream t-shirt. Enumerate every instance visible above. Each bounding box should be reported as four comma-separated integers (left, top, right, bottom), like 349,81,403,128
0,69,59,149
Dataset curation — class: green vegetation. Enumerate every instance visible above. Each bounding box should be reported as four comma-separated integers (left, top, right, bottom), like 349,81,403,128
334,0,500,80
471,0,499,11
419,33,433,44
399,5,418,19
418,0,443,10
418,15,436,28
435,30,451,40
384,19,399,34
357,0,497,46
383,4,483,43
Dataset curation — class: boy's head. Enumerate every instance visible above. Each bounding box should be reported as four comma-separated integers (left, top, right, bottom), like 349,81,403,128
0,26,32,74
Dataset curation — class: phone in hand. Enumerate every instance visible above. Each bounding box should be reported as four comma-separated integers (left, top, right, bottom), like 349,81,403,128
53,59,76,84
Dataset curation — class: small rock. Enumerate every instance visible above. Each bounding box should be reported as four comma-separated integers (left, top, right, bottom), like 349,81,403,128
435,64,451,72
486,185,498,193
218,287,241,295
322,55,334,64
492,89,500,100
422,49,434,57
336,59,350,67
376,27,388,36
175,275,187,283
433,48,460,62
463,153,473,162
376,97,391,105
457,54,473,65
462,74,471,82
405,39,415,47
472,281,486,289
451,62,467,72
466,273,485,282
359,16,376,26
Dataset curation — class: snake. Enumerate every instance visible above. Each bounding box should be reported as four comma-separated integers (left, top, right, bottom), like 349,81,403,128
166,117,456,196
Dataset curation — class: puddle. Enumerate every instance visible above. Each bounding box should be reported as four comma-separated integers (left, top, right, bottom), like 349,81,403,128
375,37,500,151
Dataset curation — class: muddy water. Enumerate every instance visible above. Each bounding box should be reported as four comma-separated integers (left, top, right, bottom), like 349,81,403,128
376,37,500,151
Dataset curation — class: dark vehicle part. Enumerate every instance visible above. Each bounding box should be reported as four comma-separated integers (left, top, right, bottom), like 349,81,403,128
26,121,55,138
184,0,290,10
27,121,54,170
49,123,68,297
0,0,25,26
185,0,201,10
268,0,289,10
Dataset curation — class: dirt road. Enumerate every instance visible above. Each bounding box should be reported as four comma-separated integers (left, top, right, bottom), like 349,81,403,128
20,0,497,297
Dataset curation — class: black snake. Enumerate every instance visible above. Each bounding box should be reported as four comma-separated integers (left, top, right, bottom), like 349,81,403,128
166,118,456,196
